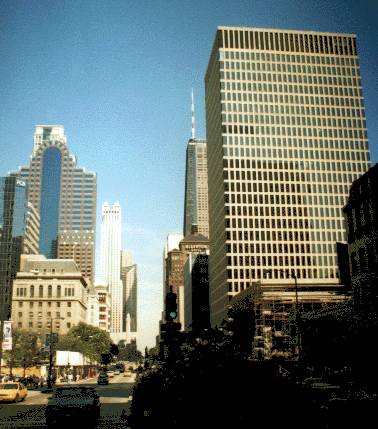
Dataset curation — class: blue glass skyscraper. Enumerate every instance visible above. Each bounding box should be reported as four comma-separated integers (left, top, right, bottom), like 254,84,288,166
12,125,97,281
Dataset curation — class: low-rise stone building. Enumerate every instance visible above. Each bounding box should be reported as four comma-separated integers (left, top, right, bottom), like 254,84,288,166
11,254,89,338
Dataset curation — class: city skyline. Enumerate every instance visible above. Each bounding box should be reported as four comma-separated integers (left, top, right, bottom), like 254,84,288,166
1,0,377,350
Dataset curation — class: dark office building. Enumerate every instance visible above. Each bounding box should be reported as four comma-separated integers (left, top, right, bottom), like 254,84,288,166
0,177,28,321
344,163,378,312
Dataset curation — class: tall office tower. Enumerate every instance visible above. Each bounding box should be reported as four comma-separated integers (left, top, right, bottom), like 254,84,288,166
121,250,138,333
0,177,29,322
100,202,124,341
205,26,371,325
183,91,209,238
12,125,97,281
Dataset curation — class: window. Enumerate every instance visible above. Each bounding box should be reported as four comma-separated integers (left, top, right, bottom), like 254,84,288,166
67,302,72,307
48,285,52,298
57,285,61,298
39,285,43,297
30,285,34,297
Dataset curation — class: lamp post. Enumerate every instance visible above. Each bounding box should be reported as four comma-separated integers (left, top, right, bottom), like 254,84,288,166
263,268,301,361
47,317,64,389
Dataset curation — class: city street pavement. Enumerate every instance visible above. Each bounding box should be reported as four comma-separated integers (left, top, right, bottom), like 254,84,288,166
0,373,135,428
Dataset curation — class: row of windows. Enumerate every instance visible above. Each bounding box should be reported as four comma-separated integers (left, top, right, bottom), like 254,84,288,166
224,158,367,174
18,301,72,308
15,285,76,298
18,311,72,318
228,204,343,223
226,181,353,196
226,216,344,232
18,321,71,329
225,229,344,243
227,267,339,283
221,59,359,76
225,169,356,187
226,242,337,258
221,81,363,107
221,71,361,95
226,239,345,254
221,67,360,87
220,29,356,56
224,152,367,174
221,50,358,66
224,189,350,206
222,84,361,105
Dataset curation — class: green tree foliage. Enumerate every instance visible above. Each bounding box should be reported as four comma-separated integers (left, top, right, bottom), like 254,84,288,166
117,341,143,362
56,322,112,362
3,329,39,371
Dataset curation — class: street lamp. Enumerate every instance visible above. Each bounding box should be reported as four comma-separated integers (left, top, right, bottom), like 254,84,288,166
47,317,64,389
263,268,301,361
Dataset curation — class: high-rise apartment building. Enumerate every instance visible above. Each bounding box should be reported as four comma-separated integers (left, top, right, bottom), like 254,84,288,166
205,26,371,325
183,91,209,238
100,202,124,341
12,125,97,281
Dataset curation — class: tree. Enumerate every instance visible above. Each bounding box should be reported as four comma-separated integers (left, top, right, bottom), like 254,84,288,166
56,322,112,362
3,329,39,376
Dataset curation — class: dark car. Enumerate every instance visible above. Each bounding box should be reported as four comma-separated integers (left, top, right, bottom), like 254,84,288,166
97,372,109,385
45,386,100,427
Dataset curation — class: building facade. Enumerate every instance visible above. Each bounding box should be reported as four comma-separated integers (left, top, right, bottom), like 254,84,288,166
95,282,111,332
162,233,183,297
86,286,100,328
121,250,138,333
0,177,39,322
205,26,371,325
99,201,124,340
184,254,210,332
343,163,378,311
11,255,88,337
12,125,97,281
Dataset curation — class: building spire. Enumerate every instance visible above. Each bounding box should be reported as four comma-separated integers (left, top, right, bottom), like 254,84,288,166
191,88,196,140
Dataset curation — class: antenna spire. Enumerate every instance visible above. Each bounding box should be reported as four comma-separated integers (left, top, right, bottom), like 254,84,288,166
191,89,196,140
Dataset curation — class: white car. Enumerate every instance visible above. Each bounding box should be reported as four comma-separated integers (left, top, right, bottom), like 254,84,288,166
114,370,120,375
106,371,114,378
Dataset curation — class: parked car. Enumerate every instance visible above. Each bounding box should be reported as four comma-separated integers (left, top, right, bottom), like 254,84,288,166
97,373,109,385
45,386,100,426
106,370,115,378
114,369,120,375
0,382,28,402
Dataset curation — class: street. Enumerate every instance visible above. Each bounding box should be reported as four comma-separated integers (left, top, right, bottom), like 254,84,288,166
0,373,135,428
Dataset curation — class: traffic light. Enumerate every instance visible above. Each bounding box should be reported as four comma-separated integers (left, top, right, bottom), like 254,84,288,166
165,290,177,321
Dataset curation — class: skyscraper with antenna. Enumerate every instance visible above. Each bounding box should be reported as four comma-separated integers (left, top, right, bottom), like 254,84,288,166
183,90,209,238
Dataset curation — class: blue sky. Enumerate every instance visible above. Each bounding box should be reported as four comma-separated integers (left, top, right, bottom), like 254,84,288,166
1,0,377,350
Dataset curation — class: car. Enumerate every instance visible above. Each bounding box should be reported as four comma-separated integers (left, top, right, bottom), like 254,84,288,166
106,370,115,378
97,373,109,385
114,369,120,375
45,386,100,426
123,370,132,377
0,382,28,402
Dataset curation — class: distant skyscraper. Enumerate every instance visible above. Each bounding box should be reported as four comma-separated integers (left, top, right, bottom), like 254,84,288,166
100,202,124,339
205,26,371,325
121,250,138,333
12,125,96,281
183,91,209,238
